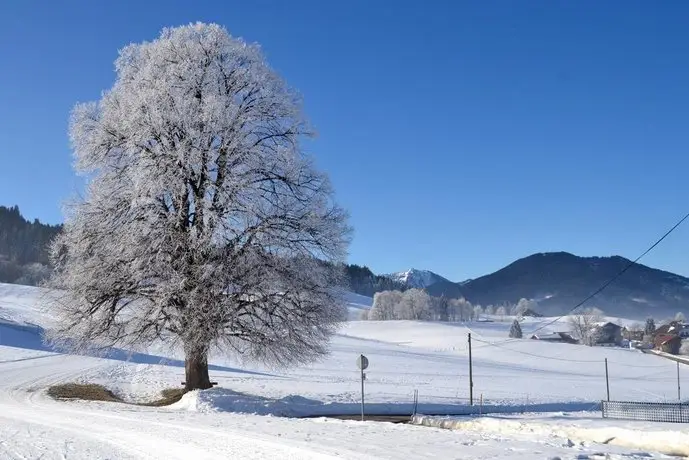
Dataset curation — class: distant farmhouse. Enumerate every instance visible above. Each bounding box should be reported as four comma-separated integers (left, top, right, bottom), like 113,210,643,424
654,321,684,337
655,334,682,354
593,322,623,346
651,321,687,355
530,331,578,344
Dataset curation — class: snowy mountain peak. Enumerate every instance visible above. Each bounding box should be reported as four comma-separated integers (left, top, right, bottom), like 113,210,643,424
384,268,450,289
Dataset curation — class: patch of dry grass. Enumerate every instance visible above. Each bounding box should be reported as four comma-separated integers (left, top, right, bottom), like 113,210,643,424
47,383,122,402
140,388,187,406
47,384,187,407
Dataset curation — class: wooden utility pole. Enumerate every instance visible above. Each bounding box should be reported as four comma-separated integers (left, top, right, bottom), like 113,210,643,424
678,361,681,403
468,333,474,405
605,358,610,401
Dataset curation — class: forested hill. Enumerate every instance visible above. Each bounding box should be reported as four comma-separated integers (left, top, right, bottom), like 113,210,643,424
343,264,406,297
426,252,689,319
0,205,61,285
0,205,402,295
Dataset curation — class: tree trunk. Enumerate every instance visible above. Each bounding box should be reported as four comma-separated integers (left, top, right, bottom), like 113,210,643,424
184,347,212,391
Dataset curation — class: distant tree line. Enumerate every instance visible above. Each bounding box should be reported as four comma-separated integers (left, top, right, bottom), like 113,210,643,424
363,289,540,322
0,206,61,285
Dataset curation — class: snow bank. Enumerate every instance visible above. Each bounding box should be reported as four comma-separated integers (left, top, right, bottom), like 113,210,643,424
412,414,689,457
647,348,689,365
170,389,330,416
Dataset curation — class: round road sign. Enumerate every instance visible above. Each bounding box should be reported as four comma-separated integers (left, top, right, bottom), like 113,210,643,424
357,354,369,370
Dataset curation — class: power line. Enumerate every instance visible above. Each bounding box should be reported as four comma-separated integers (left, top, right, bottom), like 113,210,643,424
473,337,602,363
472,337,674,368
528,210,689,337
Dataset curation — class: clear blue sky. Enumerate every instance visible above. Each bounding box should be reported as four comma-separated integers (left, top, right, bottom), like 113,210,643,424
2,0,689,281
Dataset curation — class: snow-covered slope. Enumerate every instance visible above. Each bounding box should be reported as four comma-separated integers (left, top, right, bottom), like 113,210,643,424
344,291,373,320
2,282,688,459
344,291,372,310
2,282,684,408
383,268,450,288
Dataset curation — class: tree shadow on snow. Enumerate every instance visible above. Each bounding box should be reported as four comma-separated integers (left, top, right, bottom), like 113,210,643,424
188,387,600,418
0,320,279,378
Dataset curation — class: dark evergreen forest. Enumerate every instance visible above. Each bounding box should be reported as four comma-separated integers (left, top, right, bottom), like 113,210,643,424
0,206,61,285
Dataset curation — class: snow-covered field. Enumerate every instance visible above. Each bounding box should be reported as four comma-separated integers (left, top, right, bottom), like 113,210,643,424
1,282,688,459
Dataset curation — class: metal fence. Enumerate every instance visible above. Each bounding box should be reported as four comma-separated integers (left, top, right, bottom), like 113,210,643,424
601,400,689,423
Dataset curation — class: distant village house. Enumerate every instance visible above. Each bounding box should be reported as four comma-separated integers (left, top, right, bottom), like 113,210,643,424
654,334,682,354
520,308,543,318
593,322,623,346
530,332,578,344
652,321,686,355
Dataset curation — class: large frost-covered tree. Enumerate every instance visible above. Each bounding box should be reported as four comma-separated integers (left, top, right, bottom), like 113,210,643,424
45,23,350,391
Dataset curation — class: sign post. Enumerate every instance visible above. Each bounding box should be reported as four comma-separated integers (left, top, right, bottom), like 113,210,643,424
357,354,369,421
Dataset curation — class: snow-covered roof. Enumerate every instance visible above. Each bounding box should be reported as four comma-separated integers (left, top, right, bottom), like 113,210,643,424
531,332,574,340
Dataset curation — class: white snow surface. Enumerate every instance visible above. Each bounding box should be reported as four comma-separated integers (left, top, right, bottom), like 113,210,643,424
1,282,688,459
343,290,373,320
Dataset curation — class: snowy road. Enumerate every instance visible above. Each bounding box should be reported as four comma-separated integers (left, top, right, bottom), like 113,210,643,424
0,351,351,460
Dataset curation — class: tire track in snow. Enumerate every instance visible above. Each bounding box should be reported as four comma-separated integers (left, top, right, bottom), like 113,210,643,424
0,350,356,460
